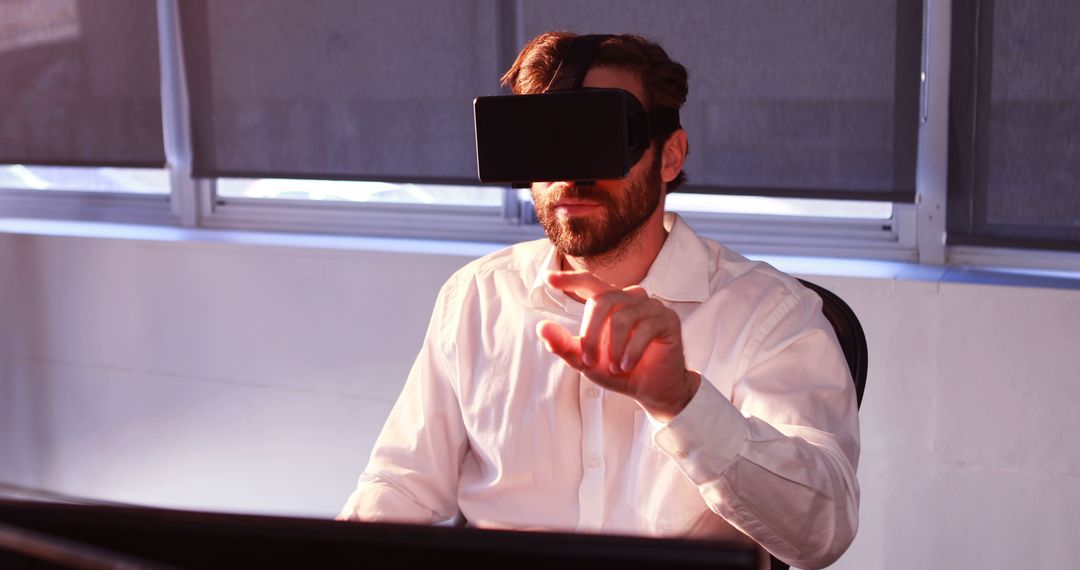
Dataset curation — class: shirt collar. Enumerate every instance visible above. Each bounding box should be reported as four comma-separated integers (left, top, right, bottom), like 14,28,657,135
639,212,711,303
527,244,562,309
524,212,712,308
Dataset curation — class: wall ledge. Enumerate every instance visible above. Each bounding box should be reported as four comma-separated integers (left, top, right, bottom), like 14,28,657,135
4,217,1080,292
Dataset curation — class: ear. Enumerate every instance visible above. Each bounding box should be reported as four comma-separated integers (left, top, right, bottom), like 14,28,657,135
660,129,688,183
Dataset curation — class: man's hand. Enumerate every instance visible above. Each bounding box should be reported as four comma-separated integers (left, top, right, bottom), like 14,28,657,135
537,270,701,422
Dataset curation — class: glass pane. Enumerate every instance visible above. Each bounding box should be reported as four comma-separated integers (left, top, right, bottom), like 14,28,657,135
0,164,168,194
666,194,893,219
984,1,1080,229
949,0,1080,249
182,0,499,182
515,189,891,219
518,0,916,199
0,0,164,167
217,178,502,207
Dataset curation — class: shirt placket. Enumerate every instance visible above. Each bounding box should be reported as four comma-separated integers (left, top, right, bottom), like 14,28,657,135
543,285,608,532
576,372,605,532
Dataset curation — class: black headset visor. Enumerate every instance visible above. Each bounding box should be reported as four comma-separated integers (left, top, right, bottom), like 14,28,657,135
473,88,679,186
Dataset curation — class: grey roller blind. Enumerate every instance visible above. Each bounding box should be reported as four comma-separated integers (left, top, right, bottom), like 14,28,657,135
0,0,164,167
518,0,920,202
179,0,501,183
948,0,1080,250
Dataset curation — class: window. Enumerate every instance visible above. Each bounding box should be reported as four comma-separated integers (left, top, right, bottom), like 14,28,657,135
216,179,501,207
0,1,170,225
178,1,500,183
171,0,915,255
517,0,921,203
666,194,893,220
0,0,164,170
0,165,168,195
948,0,1080,251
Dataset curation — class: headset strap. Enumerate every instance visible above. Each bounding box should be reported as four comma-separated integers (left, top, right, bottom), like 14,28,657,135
648,106,682,141
543,34,613,92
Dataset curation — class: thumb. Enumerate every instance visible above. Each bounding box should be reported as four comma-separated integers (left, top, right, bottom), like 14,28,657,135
536,320,583,369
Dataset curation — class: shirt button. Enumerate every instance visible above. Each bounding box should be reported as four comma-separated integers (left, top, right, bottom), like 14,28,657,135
587,456,601,469
586,387,600,398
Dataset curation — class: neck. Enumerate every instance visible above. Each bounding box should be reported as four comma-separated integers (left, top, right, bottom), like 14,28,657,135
561,209,669,290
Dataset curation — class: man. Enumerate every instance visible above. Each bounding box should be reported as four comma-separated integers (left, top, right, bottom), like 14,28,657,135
340,32,859,569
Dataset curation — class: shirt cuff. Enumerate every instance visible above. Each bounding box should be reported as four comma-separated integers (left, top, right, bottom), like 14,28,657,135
649,375,749,485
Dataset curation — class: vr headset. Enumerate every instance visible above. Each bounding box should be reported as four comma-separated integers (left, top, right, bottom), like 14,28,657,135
473,34,681,187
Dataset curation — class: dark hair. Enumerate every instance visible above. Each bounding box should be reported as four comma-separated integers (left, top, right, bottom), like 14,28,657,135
501,32,690,191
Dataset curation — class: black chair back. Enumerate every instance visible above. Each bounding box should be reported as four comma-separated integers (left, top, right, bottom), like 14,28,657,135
797,279,868,408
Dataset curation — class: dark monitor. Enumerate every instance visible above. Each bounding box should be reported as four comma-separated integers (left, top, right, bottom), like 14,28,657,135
0,499,763,569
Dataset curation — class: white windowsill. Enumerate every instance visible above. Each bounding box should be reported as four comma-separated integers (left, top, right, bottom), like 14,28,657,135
2,217,1080,292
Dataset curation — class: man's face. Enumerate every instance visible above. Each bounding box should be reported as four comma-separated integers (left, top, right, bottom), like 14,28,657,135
530,67,665,259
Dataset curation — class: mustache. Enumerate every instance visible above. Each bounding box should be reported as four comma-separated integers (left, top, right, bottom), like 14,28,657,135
542,183,612,206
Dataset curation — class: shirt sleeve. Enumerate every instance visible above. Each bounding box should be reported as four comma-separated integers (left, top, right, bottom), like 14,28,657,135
337,279,469,525
650,288,860,569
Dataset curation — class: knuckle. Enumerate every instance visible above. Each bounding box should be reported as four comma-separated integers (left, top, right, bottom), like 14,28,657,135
648,300,673,317
639,320,662,338
591,293,615,311
610,309,633,329
665,312,681,327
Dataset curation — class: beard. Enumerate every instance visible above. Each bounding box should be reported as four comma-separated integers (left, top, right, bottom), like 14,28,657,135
532,151,663,260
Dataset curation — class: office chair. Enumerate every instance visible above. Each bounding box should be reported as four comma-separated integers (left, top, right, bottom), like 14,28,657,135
797,279,867,407
765,279,868,570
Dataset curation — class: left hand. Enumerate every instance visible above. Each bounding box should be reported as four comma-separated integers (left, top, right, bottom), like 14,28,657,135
537,270,701,421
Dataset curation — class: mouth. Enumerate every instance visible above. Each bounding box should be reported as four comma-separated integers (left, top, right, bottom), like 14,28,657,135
538,182,606,217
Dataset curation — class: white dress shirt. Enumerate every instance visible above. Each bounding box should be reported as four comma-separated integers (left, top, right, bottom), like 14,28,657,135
340,213,860,569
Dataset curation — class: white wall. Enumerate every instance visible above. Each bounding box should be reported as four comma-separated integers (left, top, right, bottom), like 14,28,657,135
2,227,1079,568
